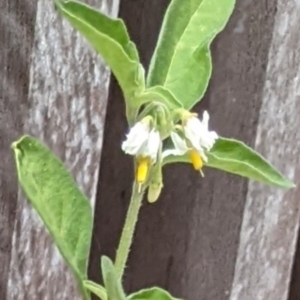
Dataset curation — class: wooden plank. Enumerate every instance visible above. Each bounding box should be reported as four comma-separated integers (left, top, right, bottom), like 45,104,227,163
179,1,278,298
230,1,300,299
89,0,275,299
289,233,300,299
5,0,119,299
0,0,37,298
88,0,173,287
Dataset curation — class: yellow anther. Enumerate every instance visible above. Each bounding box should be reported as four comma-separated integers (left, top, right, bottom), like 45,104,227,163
189,149,203,172
136,157,150,184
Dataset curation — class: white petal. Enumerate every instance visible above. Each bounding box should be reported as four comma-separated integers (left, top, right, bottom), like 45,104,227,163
201,131,218,151
197,148,208,162
186,117,204,134
171,132,189,153
184,118,204,151
200,111,218,149
202,111,209,129
162,132,189,159
121,122,149,155
142,129,161,162
162,149,184,159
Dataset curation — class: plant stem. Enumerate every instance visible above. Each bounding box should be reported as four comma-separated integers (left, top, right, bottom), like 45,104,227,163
115,182,144,279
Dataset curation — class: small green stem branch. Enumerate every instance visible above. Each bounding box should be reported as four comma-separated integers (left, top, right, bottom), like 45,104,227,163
115,182,144,279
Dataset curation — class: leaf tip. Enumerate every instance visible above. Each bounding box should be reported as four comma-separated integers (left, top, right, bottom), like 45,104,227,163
284,181,296,189
11,135,32,151
101,255,114,273
11,141,18,151
273,178,296,189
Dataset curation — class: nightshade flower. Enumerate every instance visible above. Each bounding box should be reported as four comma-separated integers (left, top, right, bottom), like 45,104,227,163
122,117,161,184
163,111,218,174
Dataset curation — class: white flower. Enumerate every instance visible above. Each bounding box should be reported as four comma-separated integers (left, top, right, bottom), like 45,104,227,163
122,121,160,163
162,111,218,172
122,119,161,185
184,111,218,153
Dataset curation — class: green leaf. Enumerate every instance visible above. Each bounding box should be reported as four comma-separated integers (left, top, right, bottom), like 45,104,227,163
147,0,235,109
163,137,295,188
12,135,93,299
136,86,183,110
101,256,126,300
53,0,145,122
128,287,182,300
84,280,107,300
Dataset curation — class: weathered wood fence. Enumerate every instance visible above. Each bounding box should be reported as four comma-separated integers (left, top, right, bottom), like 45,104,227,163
1,0,300,299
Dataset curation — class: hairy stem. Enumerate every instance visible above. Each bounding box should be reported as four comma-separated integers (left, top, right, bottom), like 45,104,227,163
115,182,144,279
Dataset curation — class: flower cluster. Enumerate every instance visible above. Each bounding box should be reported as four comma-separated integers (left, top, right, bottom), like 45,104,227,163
121,110,218,198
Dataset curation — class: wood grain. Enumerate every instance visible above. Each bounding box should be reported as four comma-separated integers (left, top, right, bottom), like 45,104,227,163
0,0,37,297
230,1,300,299
1,0,299,299
90,0,298,300
5,0,119,299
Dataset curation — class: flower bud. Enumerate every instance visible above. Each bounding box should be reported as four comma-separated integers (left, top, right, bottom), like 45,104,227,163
147,162,163,203
147,181,163,203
